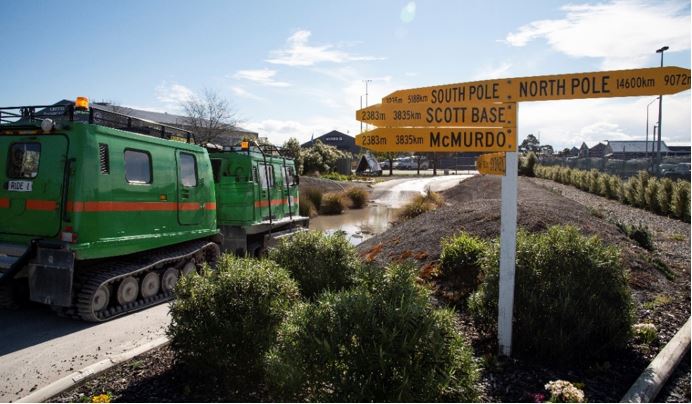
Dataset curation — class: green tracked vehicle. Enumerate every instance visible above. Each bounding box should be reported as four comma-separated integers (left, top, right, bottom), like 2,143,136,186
0,98,307,321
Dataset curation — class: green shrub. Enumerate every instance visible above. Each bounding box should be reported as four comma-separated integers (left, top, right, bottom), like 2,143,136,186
320,191,347,214
266,263,480,402
439,232,488,296
609,175,622,200
468,226,633,363
303,187,323,210
168,255,300,385
322,172,352,181
635,171,651,208
588,169,601,194
644,178,661,213
671,180,691,221
616,222,654,251
657,178,674,215
345,187,368,209
598,174,613,198
520,152,538,177
633,323,658,345
267,230,359,299
621,177,637,206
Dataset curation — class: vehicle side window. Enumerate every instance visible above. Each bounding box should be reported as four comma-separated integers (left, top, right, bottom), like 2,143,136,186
124,149,152,184
258,164,274,189
179,153,197,187
285,166,297,186
8,143,40,179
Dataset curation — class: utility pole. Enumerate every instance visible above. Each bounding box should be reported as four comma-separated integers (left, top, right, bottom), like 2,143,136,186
645,97,658,159
363,80,372,130
655,46,669,174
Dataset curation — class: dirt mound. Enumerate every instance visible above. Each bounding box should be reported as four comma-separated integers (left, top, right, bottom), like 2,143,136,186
357,175,668,292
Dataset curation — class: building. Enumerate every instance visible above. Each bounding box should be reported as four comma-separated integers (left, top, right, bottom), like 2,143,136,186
301,130,359,154
605,140,670,159
588,142,608,158
668,146,691,156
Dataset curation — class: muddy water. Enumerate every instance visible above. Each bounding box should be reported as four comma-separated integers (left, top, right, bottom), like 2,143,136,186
309,204,400,245
309,174,473,245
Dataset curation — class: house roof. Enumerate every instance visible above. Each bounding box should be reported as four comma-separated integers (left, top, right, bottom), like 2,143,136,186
607,140,669,153
92,102,257,136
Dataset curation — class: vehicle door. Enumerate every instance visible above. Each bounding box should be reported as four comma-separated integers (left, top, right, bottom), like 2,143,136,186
176,151,203,225
0,135,68,237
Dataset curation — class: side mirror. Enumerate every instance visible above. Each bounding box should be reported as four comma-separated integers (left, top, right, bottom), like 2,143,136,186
294,175,300,185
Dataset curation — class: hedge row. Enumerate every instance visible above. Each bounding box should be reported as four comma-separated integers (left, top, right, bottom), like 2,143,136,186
535,166,690,221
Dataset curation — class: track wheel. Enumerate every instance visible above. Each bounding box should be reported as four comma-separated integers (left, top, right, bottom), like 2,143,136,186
181,260,196,277
116,276,139,305
161,267,179,292
91,284,111,313
140,272,161,298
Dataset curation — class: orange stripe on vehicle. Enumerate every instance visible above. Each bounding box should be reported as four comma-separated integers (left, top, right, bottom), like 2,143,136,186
0,198,8,208
66,201,217,212
26,200,57,211
205,202,217,210
254,198,288,208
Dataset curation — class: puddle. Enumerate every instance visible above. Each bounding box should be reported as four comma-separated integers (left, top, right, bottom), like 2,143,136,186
309,204,400,245
308,175,473,245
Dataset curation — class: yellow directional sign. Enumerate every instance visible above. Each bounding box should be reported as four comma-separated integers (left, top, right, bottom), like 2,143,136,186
356,102,516,127
477,152,506,176
382,66,691,105
355,127,516,153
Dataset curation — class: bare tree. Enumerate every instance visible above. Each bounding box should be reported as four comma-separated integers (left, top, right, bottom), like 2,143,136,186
181,88,239,144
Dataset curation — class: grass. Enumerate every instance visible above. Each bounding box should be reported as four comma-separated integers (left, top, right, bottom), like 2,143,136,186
642,294,673,310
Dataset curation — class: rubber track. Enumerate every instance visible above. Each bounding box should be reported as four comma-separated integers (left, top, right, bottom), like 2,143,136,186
57,240,218,322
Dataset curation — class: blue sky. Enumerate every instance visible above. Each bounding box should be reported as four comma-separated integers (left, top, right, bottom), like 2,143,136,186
1,0,690,149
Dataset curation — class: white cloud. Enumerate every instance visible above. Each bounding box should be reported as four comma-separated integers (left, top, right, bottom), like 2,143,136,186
505,0,691,69
472,62,513,80
266,30,384,66
520,93,691,150
244,117,359,146
231,86,264,101
232,68,291,87
401,2,416,23
155,82,194,110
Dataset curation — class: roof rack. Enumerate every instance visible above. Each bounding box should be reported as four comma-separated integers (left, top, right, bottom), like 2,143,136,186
0,102,196,144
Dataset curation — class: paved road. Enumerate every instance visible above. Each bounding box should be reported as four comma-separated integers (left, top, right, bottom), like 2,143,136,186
0,303,170,402
0,174,476,402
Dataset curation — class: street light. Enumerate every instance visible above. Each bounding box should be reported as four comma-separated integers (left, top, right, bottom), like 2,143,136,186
645,97,659,158
363,80,372,130
655,46,669,173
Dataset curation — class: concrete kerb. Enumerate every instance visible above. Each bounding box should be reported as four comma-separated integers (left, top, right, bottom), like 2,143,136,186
621,317,691,403
17,336,170,403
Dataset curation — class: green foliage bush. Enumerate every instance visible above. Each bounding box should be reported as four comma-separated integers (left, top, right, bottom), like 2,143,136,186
265,263,479,402
588,169,601,194
519,152,538,177
267,230,359,299
468,226,633,363
321,172,352,181
345,187,368,209
616,222,654,251
302,140,346,174
168,255,300,385
439,232,488,296
644,178,661,213
672,180,691,222
657,178,674,215
320,191,347,214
